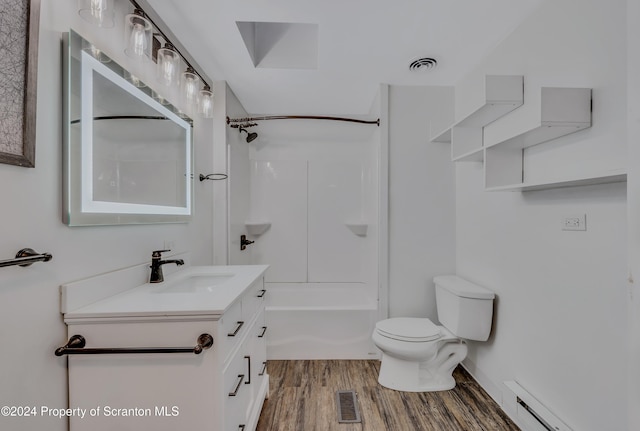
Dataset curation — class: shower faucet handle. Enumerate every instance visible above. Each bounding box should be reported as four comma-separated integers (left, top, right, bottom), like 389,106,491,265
240,235,254,251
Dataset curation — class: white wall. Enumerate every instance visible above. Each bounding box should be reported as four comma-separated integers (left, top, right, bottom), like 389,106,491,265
212,83,252,266
0,2,214,430
226,87,252,265
626,0,640,429
387,85,456,319
454,0,628,430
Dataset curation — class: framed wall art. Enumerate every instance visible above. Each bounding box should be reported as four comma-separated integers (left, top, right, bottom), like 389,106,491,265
0,0,40,168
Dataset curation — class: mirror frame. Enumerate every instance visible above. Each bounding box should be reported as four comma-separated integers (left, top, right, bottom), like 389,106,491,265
62,30,193,226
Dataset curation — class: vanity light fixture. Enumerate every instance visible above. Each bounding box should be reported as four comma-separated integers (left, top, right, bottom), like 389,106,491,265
157,42,180,88
78,0,115,28
80,0,214,119
124,9,152,59
198,85,214,119
181,67,200,112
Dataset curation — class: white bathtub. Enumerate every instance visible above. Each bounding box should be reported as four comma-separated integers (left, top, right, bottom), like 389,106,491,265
265,283,380,360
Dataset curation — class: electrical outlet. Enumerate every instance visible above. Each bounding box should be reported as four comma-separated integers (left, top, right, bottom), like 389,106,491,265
561,214,586,231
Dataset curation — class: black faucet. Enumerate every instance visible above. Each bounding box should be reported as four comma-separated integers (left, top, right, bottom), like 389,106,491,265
149,250,184,283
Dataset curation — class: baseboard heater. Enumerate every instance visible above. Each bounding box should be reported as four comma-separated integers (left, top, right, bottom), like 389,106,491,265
504,381,572,431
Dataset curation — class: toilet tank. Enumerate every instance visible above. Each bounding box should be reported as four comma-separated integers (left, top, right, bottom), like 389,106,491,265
434,275,495,341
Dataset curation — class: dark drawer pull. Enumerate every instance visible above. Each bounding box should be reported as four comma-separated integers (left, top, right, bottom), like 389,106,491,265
259,361,267,376
227,321,245,337
239,425,246,431
245,355,251,385
229,374,245,396
258,326,267,338
257,289,266,298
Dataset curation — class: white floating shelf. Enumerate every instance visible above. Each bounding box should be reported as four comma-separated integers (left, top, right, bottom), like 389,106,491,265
430,75,523,163
484,87,594,190
485,170,626,192
345,222,368,237
452,147,484,162
245,222,271,236
430,127,452,143
450,127,483,161
455,75,524,128
485,87,592,151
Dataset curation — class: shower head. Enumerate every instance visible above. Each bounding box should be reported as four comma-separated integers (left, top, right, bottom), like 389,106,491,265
246,131,258,143
239,127,258,143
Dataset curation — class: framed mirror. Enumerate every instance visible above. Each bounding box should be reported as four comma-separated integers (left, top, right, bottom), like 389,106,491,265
62,30,193,226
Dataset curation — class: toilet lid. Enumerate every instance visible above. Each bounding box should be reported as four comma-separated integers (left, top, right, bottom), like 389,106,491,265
376,317,441,342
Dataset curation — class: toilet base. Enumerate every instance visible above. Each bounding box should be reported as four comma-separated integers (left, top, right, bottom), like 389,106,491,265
377,341,467,392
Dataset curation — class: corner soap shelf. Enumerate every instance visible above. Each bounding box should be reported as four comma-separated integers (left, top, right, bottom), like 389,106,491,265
344,222,368,237
245,222,271,236
430,75,524,163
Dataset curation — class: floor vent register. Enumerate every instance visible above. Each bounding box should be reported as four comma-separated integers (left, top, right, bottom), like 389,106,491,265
336,390,361,423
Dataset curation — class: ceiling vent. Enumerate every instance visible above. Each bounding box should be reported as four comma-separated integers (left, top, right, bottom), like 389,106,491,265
409,57,438,72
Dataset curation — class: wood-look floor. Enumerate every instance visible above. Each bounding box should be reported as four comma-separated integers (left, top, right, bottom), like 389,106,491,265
256,360,520,431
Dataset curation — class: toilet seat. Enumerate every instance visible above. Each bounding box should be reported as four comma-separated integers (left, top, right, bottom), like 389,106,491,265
375,317,441,342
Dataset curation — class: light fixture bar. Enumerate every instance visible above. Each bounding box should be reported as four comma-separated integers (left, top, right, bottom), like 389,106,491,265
128,0,211,89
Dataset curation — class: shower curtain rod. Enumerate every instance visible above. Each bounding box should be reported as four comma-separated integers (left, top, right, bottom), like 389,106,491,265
70,115,171,124
227,115,380,126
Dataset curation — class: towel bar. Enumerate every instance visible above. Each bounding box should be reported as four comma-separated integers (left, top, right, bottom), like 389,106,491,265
0,248,52,268
54,334,213,356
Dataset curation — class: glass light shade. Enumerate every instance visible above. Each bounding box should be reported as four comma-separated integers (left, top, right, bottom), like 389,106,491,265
198,86,214,118
124,11,152,59
181,68,200,111
78,0,114,28
157,44,180,87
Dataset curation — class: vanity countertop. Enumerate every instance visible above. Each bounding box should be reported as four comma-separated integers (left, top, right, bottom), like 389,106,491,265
63,265,269,322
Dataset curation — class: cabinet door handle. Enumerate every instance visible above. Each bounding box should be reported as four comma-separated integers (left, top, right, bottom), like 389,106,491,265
229,374,245,396
259,361,267,376
227,321,245,337
244,355,251,385
258,326,267,338
239,425,246,431
257,289,266,298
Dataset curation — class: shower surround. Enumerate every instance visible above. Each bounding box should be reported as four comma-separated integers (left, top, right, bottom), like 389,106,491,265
235,114,384,360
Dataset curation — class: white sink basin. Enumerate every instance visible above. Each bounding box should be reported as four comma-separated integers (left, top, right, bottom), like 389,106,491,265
156,274,235,293
61,264,269,319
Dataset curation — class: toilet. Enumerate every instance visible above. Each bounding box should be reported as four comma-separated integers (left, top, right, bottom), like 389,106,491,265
372,275,495,392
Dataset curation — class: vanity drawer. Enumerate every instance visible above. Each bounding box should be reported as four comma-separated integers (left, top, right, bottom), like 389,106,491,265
252,309,267,383
223,348,250,431
220,299,244,357
242,278,266,323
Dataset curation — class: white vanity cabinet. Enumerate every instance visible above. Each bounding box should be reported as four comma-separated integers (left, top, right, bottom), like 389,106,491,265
60,264,269,431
